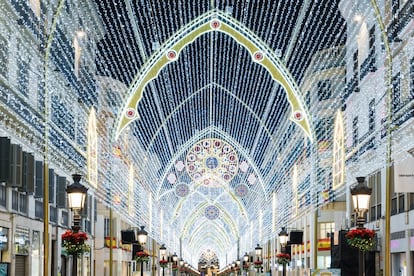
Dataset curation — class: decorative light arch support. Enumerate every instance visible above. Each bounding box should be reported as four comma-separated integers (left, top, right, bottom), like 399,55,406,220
114,10,313,142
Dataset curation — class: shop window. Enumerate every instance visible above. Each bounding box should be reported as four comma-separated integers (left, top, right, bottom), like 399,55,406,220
0,227,9,251
14,227,30,255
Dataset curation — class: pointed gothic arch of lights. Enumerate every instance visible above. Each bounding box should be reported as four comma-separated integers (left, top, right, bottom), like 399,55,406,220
114,9,313,142
180,201,239,239
153,82,274,200
188,221,232,253
157,125,267,206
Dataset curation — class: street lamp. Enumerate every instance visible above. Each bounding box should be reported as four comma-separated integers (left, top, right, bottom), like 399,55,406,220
243,252,249,275
66,174,88,276
236,259,241,276
172,252,178,262
351,177,372,228
137,226,148,276
254,244,262,274
160,244,167,276
278,227,289,276
351,177,372,276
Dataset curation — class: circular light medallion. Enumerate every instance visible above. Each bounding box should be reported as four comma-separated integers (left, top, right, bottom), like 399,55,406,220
185,138,239,186
235,184,249,197
205,205,220,220
125,108,136,119
175,183,189,197
293,110,303,121
253,51,264,62
210,19,221,29
166,50,177,60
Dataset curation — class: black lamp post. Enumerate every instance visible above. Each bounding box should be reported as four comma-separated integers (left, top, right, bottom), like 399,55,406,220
351,177,372,276
254,244,262,274
160,244,167,276
179,259,184,276
278,227,289,276
66,174,88,276
236,259,241,276
137,226,148,276
172,252,178,275
243,252,249,275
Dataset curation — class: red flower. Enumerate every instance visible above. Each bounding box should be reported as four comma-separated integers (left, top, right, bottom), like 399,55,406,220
345,228,375,239
276,253,290,260
61,230,89,255
345,228,376,251
136,251,149,257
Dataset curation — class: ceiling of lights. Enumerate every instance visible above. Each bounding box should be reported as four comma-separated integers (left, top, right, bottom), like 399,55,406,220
3,0,360,266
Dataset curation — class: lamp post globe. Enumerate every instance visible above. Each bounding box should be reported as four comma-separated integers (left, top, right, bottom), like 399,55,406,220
351,177,372,228
278,227,288,248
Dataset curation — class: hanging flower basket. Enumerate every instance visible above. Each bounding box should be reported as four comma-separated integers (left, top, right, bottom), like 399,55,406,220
276,253,290,265
160,259,168,268
345,228,376,252
61,230,90,256
135,251,150,263
253,260,262,268
172,265,178,271
243,264,249,270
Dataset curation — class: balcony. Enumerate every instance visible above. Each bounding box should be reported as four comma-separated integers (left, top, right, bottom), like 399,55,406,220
387,0,414,42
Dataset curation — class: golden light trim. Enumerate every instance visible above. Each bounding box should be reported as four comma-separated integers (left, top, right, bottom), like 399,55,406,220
114,10,313,142
87,107,98,188
332,109,345,190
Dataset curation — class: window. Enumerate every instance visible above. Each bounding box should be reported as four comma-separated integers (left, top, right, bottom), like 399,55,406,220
409,193,414,210
352,117,359,147
17,58,29,96
0,35,8,78
353,50,359,77
392,73,401,112
368,171,381,222
317,80,332,101
305,91,311,106
0,185,6,207
369,26,375,53
392,0,400,16
410,57,414,99
368,99,375,132
319,222,335,239
390,165,405,215
104,217,110,237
